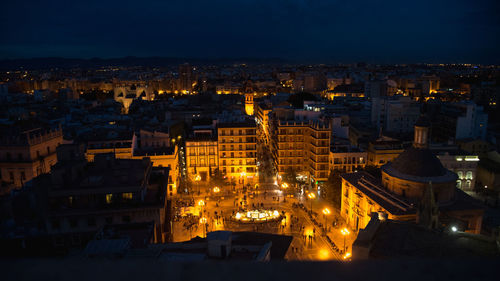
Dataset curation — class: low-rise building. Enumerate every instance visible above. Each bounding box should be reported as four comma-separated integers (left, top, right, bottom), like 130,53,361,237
0,125,63,189
330,146,367,173
29,146,171,248
366,136,404,167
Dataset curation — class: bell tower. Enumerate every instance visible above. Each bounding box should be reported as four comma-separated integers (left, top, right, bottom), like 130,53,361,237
413,115,430,149
244,93,254,116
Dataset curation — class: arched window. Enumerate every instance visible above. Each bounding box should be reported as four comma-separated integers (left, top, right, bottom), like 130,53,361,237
456,180,462,189
466,171,473,180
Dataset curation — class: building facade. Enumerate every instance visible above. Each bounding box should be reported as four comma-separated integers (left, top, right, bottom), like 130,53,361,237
271,119,331,186
217,121,258,186
0,126,63,189
330,147,367,173
366,136,404,167
186,137,219,182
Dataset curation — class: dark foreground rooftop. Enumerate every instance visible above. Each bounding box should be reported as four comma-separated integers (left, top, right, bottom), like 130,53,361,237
2,258,498,281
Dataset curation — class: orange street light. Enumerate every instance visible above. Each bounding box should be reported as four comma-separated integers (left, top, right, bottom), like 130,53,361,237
213,186,220,193
199,217,208,237
198,199,205,207
307,193,316,213
341,227,350,254
322,208,331,231
343,252,351,260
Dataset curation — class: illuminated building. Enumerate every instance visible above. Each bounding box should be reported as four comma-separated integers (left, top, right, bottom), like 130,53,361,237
113,85,153,113
326,84,365,100
255,102,272,144
186,137,218,182
341,117,484,233
244,93,254,116
329,147,367,173
366,135,404,167
0,126,63,189
217,121,257,185
270,109,331,186
431,145,479,191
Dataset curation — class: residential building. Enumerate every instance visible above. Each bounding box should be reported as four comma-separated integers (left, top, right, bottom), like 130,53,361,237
186,136,218,182
366,136,404,167
371,96,421,134
84,129,135,162
29,146,171,248
432,102,488,142
432,146,479,192
330,146,367,173
0,126,63,189
270,108,331,187
217,121,258,186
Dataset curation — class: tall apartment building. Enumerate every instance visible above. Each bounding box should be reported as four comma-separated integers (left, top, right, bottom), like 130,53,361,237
217,121,257,186
270,109,331,187
0,126,63,189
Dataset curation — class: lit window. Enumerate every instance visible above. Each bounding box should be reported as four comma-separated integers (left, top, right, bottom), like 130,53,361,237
106,194,113,204
122,193,133,200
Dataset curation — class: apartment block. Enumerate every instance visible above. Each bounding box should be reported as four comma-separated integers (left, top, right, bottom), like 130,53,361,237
217,121,257,185
271,118,330,186
0,126,63,189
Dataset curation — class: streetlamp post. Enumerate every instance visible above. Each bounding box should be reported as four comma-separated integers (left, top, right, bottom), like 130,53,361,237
340,227,350,254
307,192,316,213
322,208,331,231
199,217,207,237
195,174,201,195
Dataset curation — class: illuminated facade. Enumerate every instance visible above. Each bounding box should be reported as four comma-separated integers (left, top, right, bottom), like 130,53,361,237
186,138,218,182
329,148,367,173
255,102,272,144
244,93,254,116
0,126,63,189
341,117,484,234
271,119,330,186
217,121,257,185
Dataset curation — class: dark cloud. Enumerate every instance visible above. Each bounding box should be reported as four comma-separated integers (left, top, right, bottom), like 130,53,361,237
0,0,499,63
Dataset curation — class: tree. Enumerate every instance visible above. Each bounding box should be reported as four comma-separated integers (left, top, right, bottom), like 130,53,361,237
287,92,318,108
210,168,226,188
284,167,299,186
324,170,343,210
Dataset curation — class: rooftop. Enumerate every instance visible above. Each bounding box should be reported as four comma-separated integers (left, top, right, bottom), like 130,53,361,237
341,172,415,216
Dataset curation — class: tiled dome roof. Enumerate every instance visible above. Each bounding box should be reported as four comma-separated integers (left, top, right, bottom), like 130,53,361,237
388,146,447,177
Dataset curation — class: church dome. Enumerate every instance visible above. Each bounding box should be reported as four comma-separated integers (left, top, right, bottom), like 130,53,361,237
388,146,447,178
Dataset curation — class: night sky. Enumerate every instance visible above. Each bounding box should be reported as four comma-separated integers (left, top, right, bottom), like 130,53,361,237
1,0,499,63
